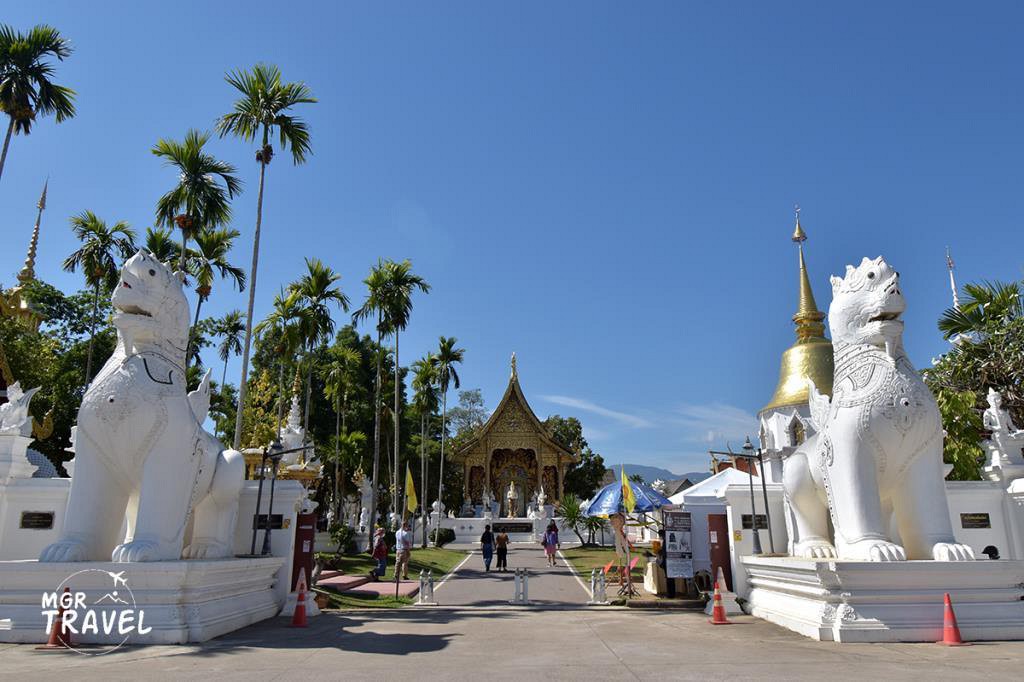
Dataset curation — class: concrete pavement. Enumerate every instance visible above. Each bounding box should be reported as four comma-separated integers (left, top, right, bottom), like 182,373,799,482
434,544,590,606
2,605,1020,680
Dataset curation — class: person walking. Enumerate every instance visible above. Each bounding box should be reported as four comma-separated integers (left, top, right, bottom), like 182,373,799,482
542,521,560,567
480,524,495,572
395,520,413,580
369,526,388,581
495,524,512,569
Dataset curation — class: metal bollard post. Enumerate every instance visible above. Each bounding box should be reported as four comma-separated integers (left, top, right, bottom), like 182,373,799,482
417,570,426,604
511,568,521,604
428,570,435,604
522,569,529,604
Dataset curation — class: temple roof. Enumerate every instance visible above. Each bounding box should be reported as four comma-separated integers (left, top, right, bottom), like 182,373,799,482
454,354,578,462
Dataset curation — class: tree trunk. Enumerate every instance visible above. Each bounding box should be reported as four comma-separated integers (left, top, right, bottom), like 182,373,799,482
232,139,269,450
275,357,286,441
435,388,447,546
221,356,229,392
393,331,400,519
368,320,383,548
334,393,340,523
187,295,204,369
420,410,428,548
84,282,100,385
0,117,15,185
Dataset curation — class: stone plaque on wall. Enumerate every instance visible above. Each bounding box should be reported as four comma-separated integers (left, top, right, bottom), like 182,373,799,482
19,511,55,530
960,513,991,529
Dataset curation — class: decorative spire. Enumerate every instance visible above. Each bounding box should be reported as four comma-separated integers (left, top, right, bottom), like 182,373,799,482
762,206,834,414
510,351,517,381
946,247,960,310
792,209,825,342
17,179,47,285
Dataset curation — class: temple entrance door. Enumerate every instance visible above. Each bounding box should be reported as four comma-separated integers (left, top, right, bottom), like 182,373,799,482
497,469,531,518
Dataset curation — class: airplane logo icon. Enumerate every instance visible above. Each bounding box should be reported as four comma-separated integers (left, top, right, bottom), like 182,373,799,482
107,570,128,588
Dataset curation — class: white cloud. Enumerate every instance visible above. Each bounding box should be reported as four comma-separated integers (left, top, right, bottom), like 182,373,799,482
671,403,758,448
540,395,654,429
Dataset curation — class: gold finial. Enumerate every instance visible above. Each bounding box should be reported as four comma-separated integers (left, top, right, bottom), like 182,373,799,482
17,179,47,285
791,204,807,243
510,351,517,380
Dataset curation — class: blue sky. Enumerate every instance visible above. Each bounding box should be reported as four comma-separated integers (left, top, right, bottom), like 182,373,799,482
3,2,1022,474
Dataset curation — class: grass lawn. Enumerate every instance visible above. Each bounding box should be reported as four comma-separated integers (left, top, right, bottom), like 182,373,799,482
314,590,412,610
561,545,648,581
316,546,466,582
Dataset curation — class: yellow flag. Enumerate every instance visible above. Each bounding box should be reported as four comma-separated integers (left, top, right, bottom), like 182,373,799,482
621,465,636,513
405,463,418,514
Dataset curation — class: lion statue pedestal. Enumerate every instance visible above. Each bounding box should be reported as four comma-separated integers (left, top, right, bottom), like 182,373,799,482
744,256,1024,642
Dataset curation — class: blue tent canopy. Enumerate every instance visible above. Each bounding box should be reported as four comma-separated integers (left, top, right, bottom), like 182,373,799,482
585,479,673,516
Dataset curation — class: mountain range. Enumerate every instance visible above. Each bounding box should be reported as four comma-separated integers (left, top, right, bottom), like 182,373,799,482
604,463,711,485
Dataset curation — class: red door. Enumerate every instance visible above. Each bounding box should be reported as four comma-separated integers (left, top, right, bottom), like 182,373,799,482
708,514,733,592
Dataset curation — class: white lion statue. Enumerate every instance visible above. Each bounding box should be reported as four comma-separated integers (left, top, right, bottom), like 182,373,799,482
40,251,244,562
783,256,974,562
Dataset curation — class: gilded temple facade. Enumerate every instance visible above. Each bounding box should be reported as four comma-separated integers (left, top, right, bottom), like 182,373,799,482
453,355,579,517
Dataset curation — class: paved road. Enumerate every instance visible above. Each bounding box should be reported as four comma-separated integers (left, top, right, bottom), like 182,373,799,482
435,544,590,607
3,606,1018,680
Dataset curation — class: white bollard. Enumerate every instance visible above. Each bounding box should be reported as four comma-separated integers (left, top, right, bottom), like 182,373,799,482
522,568,529,604
415,568,438,606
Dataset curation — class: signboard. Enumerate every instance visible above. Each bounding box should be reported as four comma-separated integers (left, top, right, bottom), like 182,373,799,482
252,513,284,530
662,510,693,578
20,511,55,529
741,514,768,530
960,513,991,529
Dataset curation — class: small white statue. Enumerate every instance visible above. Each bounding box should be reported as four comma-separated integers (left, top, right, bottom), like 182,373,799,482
299,487,318,514
358,507,369,533
40,252,244,562
983,388,1024,474
0,381,40,436
537,485,547,507
482,487,493,508
782,257,974,562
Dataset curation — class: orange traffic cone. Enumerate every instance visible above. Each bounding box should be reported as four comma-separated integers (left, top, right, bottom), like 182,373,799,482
290,568,308,628
36,587,73,650
708,580,732,625
937,592,969,646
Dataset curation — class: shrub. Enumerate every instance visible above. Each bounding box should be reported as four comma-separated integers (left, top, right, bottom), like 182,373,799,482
429,528,455,546
328,523,359,555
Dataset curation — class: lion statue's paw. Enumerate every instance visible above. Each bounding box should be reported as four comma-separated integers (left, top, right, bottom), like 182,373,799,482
112,539,161,563
794,539,837,559
932,542,975,561
182,539,229,560
846,539,906,562
39,539,89,563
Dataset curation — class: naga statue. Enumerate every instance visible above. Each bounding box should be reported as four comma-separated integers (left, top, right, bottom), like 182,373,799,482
783,257,974,562
40,252,244,562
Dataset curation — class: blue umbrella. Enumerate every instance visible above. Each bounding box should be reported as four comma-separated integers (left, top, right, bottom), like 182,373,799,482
585,479,673,516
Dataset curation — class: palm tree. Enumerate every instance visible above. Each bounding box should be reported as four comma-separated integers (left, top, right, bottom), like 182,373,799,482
352,261,393,532
185,227,246,366
289,258,349,441
324,346,361,521
380,260,431,508
939,281,1023,340
332,430,367,525
0,24,76,184
144,226,195,269
61,211,136,384
214,310,245,389
411,353,438,547
152,129,241,266
433,336,464,544
216,63,316,450
255,288,304,439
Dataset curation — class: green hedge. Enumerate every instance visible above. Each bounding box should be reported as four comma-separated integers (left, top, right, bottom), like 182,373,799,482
429,528,455,547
